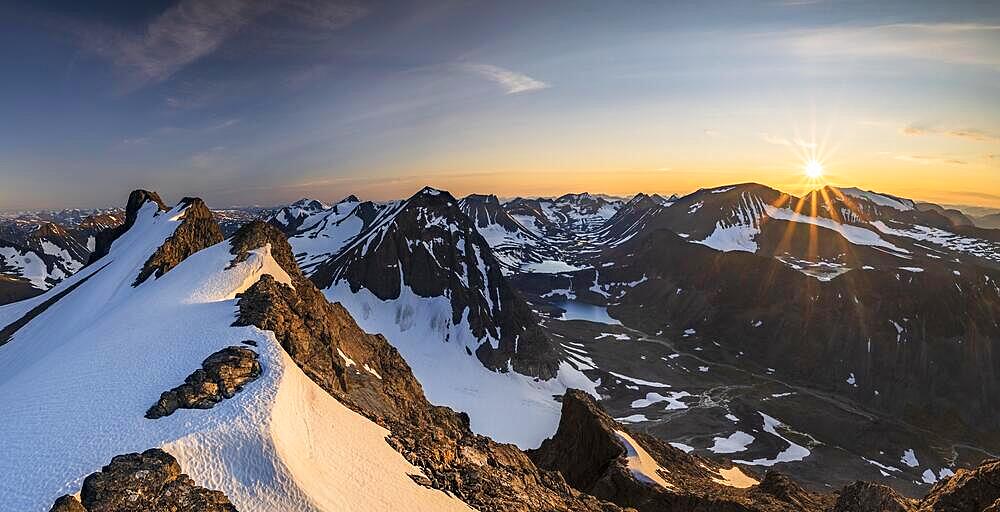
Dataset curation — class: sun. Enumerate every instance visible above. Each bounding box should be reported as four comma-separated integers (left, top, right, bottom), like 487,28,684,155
804,159,824,179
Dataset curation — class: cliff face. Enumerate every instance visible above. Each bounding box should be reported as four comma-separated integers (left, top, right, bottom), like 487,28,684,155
134,198,224,286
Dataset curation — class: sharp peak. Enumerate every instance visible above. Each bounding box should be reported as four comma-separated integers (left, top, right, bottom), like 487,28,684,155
410,186,456,202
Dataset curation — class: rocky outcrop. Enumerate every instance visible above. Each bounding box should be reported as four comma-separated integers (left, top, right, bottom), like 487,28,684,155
88,190,167,265
50,495,86,512
230,221,620,512
145,347,261,419
833,481,914,512
50,449,236,512
918,459,1000,512
134,197,223,286
530,389,835,512
752,471,833,511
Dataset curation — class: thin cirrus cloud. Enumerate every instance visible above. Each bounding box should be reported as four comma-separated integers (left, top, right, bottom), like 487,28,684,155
464,63,550,94
889,153,967,165
901,125,1000,143
780,23,1000,70
76,0,366,91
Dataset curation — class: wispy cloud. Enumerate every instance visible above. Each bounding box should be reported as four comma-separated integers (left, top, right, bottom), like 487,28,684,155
464,64,549,94
76,0,366,91
781,23,1000,70
901,124,1000,143
891,153,968,165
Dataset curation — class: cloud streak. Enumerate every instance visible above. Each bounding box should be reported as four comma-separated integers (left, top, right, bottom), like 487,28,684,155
465,64,549,94
901,124,1000,143
77,0,366,90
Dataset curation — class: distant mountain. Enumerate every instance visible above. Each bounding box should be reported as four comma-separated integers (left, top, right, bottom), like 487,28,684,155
0,218,114,304
974,212,1000,229
506,192,623,231
512,182,1000,456
459,193,569,274
267,197,331,234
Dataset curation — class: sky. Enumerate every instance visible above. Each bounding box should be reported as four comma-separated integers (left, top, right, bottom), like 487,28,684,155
1,0,999,210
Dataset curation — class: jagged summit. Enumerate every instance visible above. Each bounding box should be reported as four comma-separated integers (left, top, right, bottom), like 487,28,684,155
89,189,168,264
133,197,223,286
311,186,561,377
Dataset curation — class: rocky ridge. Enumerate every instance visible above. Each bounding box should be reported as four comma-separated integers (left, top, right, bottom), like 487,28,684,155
133,197,224,286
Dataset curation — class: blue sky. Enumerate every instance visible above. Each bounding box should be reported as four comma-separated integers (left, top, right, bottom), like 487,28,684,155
1,0,999,209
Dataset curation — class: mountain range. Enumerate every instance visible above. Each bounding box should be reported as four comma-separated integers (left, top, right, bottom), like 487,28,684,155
1,183,999,511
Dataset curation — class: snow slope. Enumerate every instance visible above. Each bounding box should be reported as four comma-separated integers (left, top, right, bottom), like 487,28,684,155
0,200,470,511
326,278,598,449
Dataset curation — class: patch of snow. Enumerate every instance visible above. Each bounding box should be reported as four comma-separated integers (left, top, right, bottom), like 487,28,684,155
901,449,919,468
617,414,651,423
763,204,909,254
615,431,675,489
608,371,672,389
710,431,755,454
839,187,914,211
733,412,811,467
670,442,695,453
630,391,691,410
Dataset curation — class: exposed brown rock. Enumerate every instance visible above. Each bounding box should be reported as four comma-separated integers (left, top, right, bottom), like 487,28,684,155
145,347,261,419
918,459,1000,512
833,481,915,512
56,448,238,512
230,221,620,512
752,471,832,511
49,495,86,512
529,389,834,512
134,197,223,286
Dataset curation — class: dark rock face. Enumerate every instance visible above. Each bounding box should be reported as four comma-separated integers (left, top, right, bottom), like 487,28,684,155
530,389,835,512
752,471,832,511
134,197,224,286
88,190,167,265
919,459,1000,512
528,389,626,491
52,449,237,512
230,221,619,512
145,347,261,419
309,187,562,379
833,481,914,512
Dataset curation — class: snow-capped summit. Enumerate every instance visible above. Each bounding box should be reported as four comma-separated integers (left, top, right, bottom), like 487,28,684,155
298,186,596,446
268,197,332,234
